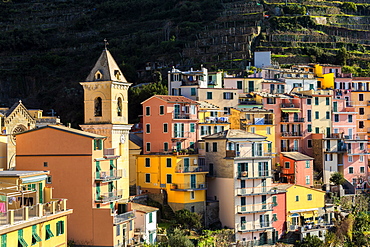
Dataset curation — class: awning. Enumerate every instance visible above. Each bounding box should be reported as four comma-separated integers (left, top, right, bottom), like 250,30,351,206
281,109,300,113
290,208,319,213
21,175,48,184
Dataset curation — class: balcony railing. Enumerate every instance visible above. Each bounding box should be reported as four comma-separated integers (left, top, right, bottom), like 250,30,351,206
280,103,299,108
237,222,273,232
237,170,272,179
236,186,276,196
237,203,273,214
171,182,207,191
114,210,135,224
244,119,273,125
281,118,304,123
96,190,123,203
281,132,302,137
104,148,116,156
226,150,273,158
281,147,299,152
95,170,123,181
176,165,208,173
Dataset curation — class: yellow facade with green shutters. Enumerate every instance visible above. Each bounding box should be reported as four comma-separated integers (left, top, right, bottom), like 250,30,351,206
0,215,68,247
286,185,325,226
137,154,207,213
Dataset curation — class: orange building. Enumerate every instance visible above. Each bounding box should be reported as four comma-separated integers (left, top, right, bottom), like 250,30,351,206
280,152,314,187
16,125,135,247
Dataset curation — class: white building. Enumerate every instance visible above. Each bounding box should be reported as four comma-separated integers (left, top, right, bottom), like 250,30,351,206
131,203,158,244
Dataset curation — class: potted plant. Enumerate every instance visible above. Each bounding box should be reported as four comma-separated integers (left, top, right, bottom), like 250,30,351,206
189,148,195,154
171,184,178,189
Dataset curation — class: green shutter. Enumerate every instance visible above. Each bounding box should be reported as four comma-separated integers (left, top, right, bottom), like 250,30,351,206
94,140,97,150
1,234,6,247
174,124,178,137
272,196,278,207
96,183,101,198
190,123,195,132
46,225,54,239
38,183,43,203
18,230,28,247
32,225,42,242
109,182,113,192
110,159,116,168
149,212,153,223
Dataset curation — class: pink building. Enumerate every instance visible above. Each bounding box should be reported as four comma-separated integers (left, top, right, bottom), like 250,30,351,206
280,152,314,187
141,95,199,154
271,188,287,241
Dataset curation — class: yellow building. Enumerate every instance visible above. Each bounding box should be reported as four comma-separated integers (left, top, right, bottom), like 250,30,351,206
314,64,335,89
197,101,230,139
280,184,325,229
0,170,73,247
137,154,207,214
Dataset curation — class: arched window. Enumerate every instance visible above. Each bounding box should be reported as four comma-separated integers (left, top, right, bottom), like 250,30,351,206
117,97,122,117
94,97,102,117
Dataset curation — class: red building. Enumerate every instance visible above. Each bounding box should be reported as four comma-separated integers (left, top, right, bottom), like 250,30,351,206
272,185,287,241
280,152,314,187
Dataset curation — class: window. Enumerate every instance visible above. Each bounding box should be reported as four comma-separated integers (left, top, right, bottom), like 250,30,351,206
206,142,209,152
18,229,28,246
56,221,65,236
272,196,278,207
237,81,242,89
163,123,168,133
46,175,52,184
272,214,278,222
360,155,364,162
164,142,168,151
149,212,153,223
117,97,122,116
315,97,319,105
190,191,195,200
307,124,312,132
326,111,330,120
190,123,195,133
207,92,212,99
191,88,196,96
285,162,290,169
146,124,151,133
308,140,312,148
174,123,184,137
326,97,330,105
348,156,353,162
1,234,6,247
359,94,364,101
146,143,151,152
166,174,172,184
360,143,364,150
212,142,217,152
166,158,172,168
45,224,54,240
116,224,120,236
315,127,320,134
306,176,310,185
307,194,312,201
43,162,48,167
94,97,102,116
306,161,310,168
307,110,311,122
145,158,150,167
349,167,354,174
359,121,364,129
190,206,195,212
334,114,339,122
315,111,319,119
295,196,299,202
159,105,165,115
360,108,365,115
145,174,151,183
360,167,365,173
32,225,41,245
250,127,255,134
348,115,353,122
223,92,233,99
94,139,103,150
266,127,271,135
145,106,150,116
307,98,311,105
325,154,333,161
224,107,231,115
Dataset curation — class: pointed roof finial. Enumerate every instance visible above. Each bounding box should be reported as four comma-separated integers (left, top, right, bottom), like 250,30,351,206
104,38,109,50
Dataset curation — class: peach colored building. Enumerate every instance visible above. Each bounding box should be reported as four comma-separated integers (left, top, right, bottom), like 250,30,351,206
16,125,135,247
271,187,287,241
280,152,314,187
141,95,199,154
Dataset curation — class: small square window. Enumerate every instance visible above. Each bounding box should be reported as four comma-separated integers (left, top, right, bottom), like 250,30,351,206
166,158,172,168
145,174,151,183
146,106,150,116
145,158,150,167
190,191,195,200
166,174,172,184
295,196,299,201
159,105,165,115
360,167,365,173
284,162,290,169
44,162,48,167
307,194,312,201
46,176,52,184
349,167,354,174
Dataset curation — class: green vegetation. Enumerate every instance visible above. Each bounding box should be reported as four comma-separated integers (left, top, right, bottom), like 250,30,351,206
330,172,346,185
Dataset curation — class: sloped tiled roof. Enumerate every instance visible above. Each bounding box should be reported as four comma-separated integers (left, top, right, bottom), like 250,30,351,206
131,203,158,213
281,152,314,161
142,95,198,105
16,125,106,139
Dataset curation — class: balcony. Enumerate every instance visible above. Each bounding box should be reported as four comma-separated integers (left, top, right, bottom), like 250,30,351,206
344,134,368,141
170,182,207,191
95,190,123,203
281,118,305,123
236,186,277,196
281,147,299,152
280,103,299,108
226,150,273,159
175,165,208,173
281,132,303,137
0,199,71,229
95,170,123,182
114,210,135,225
201,117,229,124
325,133,343,139
237,222,274,232
103,148,116,156
237,170,273,179
243,119,273,125
237,203,273,214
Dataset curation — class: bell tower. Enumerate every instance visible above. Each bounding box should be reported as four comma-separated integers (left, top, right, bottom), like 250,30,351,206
80,47,132,201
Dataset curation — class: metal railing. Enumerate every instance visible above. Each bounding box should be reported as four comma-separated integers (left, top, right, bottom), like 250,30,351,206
280,103,300,108
176,165,207,173
237,203,273,213
96,170,123,181
281,117,304,123
236,186,276,196
226,150,272,158
103,148,115,156
237,222,273,231
96,190,123,203
281,131,302,137
237,170,272,179
171,182,207,190
114,210,135,224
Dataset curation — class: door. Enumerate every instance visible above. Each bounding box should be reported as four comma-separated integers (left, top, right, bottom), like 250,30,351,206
174,104,180,118
348,128,353,139
248,81,254,92
190,174,196,189
184,158,190,172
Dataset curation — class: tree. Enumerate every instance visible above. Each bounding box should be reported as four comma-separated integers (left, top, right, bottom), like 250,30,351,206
336,47,350,66
296,235,323,247
168,228,194,247
174,209,202,230
330,172,346,185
